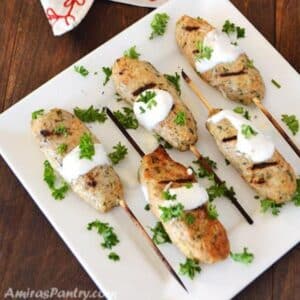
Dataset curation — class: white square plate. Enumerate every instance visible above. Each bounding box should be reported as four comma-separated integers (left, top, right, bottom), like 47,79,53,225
1,0,299,299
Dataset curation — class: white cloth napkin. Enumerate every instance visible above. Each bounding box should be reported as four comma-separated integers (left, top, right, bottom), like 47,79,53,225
41,0,167,36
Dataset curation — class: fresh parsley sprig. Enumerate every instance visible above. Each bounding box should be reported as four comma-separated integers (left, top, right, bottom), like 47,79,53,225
74,106,107,123
241,124,257,139
260,198,283,216
150,222,171,245
207,202,219,219
162,189,177,200
113,107,139,129
32,109,44,120
108,252,120,261
43,160,69,200
108,142,128,165
102,67,112,86
196,41,213,61
79,133,95,160
179,258,201,279
74,65,89,77
138,91,157,111
150,13,170,40
159,203,184,222
222,20,245,39
174,111,186,126
281,114,299,136
124,46,141,59
233,106,251,120
164,72,181,95
88,220,120,249
230,247,254,264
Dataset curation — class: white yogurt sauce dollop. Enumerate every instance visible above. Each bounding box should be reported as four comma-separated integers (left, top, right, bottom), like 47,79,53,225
133,88,174,130
207,110,275,163
61,143,110,182
160,182,209,211
195,29,243,73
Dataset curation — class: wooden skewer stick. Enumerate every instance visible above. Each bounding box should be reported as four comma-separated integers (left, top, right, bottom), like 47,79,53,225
106,107,188,293
189,145,253,224
252,97,300,158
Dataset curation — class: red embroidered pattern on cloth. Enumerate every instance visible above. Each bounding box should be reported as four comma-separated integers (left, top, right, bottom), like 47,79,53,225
46,0,86,26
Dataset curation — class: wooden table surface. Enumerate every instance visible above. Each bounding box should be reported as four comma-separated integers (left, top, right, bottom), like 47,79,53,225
1,0,299,299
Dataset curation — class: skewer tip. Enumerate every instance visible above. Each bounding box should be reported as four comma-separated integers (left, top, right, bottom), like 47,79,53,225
181,70,191,83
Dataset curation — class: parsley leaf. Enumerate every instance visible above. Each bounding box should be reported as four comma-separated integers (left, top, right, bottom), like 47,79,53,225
236,26,245,38
108,252,120,261
222,20,246,40
102,67,112,86
79,133,95,160
87,220,120,249
246,59,254,68
53,124,68,137
56,143,68,155
230,247,254,264
174,111,186,126
74,106,107,123
74,65,89,77
43,160,69,200
241,124,257,139
138,91,157,111
233,106,251,120
164,72,181,95
207,202,219,219
271,79,281,89
113,107,139,129
292,178,300,206
196,41,213,61
179,258,201,279
281,114,299,136
207,182,227,202
32,109,44,120
150,222,171,245
144,203,151,211
159,203,184,222
162,190,177,200
260,199,282,216
150,13,170,39
124,46,141,59
108,142,128,165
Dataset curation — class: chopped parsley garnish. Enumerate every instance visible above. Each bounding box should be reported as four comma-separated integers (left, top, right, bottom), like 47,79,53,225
196,41,213,61
138,91,157,111
113,107,139,129
233,106,251,120
281,114,299,135
207,202,219,219
246,59,254,68
241,124,257,139
124,46,140,59
184,213,195,225
102,67,112,86
174,111,186,126
230,247,254,264
185,182,193,189
271,79,281,89
79,133,95,160
179,258,201,279
149,13,170,40
87,220,120,249
260,198,282,216
292,178,300,206
159,203,184,222
32,109,44,120
162,189,177,200
108,252,120,261
154,134,173,149
53,124,68,137
56,143,68,155
222,20,245,39
43,160,69,200
144,203,151,211
74,106,107,123
164,72,181,95
108,142,128,165
193,156,217,179
115,93,123,102
207,182,227,202
150,222,171,245
74,65,89,77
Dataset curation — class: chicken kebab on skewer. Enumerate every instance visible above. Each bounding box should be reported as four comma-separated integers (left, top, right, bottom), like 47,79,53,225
112,56,253,223
176,15,300,157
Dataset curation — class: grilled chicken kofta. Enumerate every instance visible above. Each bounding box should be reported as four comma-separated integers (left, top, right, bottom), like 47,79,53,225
112,57,198,151
32,108,123,212
176,15,265,105
206,110,296,203
139,146,230,263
